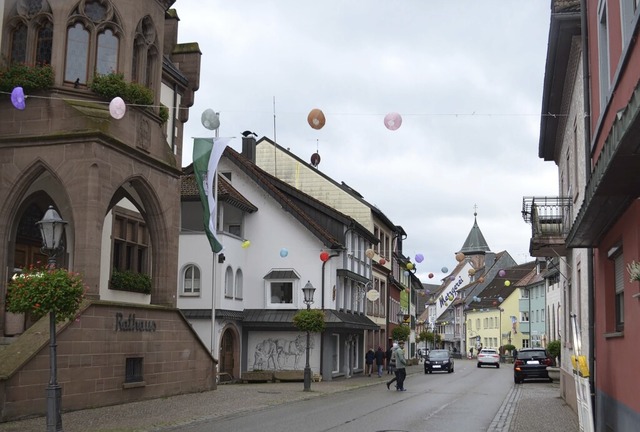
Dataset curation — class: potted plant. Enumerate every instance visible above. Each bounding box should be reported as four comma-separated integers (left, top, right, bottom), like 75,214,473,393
627,260,640,282
546,339,562,381
6,264,86,323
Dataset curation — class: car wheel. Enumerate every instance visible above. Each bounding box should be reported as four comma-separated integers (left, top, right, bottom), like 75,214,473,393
496,364,500,369
514,377,521,384
477,363,481,368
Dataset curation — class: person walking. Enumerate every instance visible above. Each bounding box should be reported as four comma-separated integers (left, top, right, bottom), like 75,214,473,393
395,340,408,391
386,343,398,390
375,346,385,377
385,344,394,374
365,347,375,377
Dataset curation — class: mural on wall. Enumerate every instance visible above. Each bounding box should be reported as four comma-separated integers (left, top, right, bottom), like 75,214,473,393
249,331,317,371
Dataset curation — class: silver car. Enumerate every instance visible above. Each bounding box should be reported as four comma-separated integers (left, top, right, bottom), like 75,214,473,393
477,348,500,368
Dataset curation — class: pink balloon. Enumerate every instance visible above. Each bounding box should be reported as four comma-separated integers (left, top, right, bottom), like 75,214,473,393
109,97,126,119
384,112,402,130
11,87,25,110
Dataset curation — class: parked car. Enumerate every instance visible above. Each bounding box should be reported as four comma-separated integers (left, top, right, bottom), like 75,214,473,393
477,348,500,368
513,348,554,384
424,349,454,374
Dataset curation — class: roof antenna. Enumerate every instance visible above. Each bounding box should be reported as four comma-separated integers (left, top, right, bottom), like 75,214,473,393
273,96,277,143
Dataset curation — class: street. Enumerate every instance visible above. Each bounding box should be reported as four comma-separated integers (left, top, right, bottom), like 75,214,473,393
168,359,513,432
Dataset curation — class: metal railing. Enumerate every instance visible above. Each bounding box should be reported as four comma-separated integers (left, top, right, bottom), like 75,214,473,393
521,196,572,237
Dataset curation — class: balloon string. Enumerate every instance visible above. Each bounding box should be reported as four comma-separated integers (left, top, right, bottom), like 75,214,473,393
0,90,576,118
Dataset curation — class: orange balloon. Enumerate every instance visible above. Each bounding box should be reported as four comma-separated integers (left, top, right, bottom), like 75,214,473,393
307,108,326,129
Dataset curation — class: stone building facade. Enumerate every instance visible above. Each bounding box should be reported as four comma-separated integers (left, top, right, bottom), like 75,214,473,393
0,0,214,422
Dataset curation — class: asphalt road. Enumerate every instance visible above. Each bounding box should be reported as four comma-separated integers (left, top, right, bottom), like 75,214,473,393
169,360,512,432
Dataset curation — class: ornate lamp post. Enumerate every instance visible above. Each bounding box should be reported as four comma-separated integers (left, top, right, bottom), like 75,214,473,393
302,281,316,391
37,206,67,432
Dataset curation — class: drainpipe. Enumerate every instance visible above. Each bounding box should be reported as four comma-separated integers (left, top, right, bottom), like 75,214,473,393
580,0,596,417
320,251,340,379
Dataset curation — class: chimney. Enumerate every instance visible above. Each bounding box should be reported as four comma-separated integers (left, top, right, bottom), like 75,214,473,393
241,131,257,163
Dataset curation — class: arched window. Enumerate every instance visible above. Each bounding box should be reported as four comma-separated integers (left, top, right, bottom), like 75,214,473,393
35,21,53,64
96,28,118,75
10,22,28,64
224,266,233,298
132,16,158,87
182,264,200,296
65,22,90,83
63,0,121,85
8,1,53,65
235,269,243,299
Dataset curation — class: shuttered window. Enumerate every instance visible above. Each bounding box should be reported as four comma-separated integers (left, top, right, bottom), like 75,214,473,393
614,252,625,331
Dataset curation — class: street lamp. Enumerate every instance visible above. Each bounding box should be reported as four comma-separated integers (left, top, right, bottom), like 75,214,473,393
37,206,67,432
302,280,316,392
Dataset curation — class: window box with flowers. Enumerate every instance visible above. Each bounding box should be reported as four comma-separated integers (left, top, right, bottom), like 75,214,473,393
6,265,86,324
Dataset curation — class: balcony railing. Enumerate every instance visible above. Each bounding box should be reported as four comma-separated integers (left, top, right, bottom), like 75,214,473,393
521,196,572,257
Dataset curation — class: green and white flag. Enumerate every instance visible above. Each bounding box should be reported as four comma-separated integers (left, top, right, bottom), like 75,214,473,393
192,137,231,253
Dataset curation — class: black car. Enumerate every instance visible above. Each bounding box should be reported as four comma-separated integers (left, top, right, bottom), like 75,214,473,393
424,349,454,374
513,348,554,384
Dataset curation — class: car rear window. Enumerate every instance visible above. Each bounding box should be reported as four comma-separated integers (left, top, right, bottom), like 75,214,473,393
480,349,497,354
517,350,548,360
429,351,449,359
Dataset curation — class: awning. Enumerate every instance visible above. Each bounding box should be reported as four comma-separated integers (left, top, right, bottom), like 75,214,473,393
243,309,379,330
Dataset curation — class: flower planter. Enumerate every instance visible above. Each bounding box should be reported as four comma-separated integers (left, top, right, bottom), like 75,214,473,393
4,311,25,336
241,371,274,383
547,366,560,382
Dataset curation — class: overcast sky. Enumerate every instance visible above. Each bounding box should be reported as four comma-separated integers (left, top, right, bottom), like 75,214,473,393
175,1,558,282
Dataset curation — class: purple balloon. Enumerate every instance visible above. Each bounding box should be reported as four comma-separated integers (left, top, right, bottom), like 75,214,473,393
498,269,506,277
415,253,424,263
11,87,25,110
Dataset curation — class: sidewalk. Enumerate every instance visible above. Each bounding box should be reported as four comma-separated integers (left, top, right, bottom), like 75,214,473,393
0,363,579,432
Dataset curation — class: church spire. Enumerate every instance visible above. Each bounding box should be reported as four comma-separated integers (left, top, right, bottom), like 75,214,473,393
458,205,491,255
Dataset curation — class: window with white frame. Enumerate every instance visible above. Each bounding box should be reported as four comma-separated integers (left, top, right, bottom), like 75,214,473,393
224,266,233,298
264,270,299,308
235,269,243,299
181,264,200,296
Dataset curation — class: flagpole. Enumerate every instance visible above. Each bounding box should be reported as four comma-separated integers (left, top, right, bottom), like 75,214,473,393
212,121,219,363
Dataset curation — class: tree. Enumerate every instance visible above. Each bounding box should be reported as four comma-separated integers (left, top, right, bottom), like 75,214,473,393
392,325,410,342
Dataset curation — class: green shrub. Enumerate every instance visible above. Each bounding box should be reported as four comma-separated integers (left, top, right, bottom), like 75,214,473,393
159,104,169,123
90,72,153,106
292,309,326,333
110,269,152,295
392,325,410,342
503,344,516,352
547,339,561,360
0,63,54,92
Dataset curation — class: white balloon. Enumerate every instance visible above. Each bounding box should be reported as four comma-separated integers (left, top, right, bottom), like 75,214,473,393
109,97,126,119
201,109,220,130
